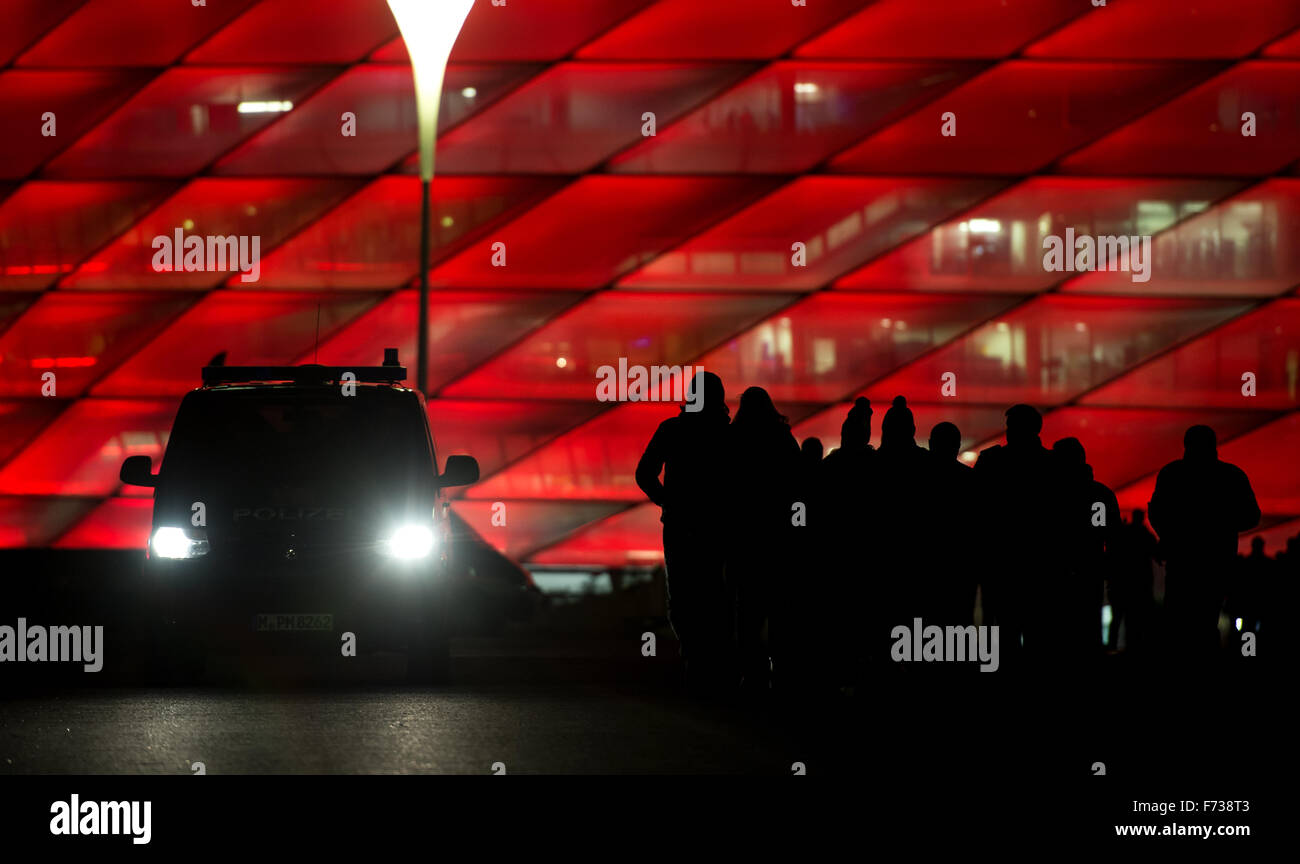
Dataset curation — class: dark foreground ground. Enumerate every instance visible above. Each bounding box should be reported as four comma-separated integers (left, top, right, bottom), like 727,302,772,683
0,551,1287,786
1,634,1286,784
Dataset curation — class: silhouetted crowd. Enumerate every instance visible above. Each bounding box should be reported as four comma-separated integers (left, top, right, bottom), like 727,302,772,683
637,373,1276,695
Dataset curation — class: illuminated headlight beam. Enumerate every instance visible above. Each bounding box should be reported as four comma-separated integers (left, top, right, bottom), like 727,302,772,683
152,527,210,559
384,524,436,560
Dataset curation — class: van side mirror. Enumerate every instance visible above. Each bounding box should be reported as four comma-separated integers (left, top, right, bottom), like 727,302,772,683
439,455,479,488
120,455,158,488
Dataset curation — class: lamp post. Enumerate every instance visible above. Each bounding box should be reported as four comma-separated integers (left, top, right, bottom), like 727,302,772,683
386,0,476,395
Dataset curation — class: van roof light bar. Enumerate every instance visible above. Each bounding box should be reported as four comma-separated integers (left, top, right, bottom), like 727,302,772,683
201,365,408,386
202,350,406,386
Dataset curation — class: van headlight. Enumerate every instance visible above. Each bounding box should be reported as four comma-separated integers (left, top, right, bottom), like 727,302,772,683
383,524,435,559
152,527,210,559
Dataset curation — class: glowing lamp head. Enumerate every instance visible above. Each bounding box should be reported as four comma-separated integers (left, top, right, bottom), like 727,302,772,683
387,0,476,181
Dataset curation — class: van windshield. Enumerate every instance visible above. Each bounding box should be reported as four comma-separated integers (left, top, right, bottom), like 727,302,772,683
160,388,434,505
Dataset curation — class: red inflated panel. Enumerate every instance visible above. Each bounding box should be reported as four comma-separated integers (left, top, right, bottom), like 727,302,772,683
832,62,1212,176
1263,27,1300,57
1024,0,1300,59
867,296,1252,407
370,0,655,63
792,402,1009,458
0,182,175,291
465,404,669,502
797,0,1083,59
694,293,1021,403
0,401,66,467
579,0,864,60
528,503,665,567
254,175,563,289
610,62,981,174
63,178,359,290
54,497,152,550
442,292,794,400
17,0,257,67
1061,180,1300,298
0,293,196,398
426,399,606,485
1082,300,1300,411
186,0,398,64
0,497,98,549
836,178,1244,293
619,177,1004,292
1059,63,1300,177
304,290,582,395
0,399,178,497
427,63,751,175
0,1,87,65
217,64,539,176
93,292,378,397
0,295,37,333
450,500,629,560
0,70,151,180
429,176,778,290
44,67,337,179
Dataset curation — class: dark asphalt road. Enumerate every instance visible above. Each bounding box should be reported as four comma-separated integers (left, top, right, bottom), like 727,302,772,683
1,685,800,775
1,635,1286,778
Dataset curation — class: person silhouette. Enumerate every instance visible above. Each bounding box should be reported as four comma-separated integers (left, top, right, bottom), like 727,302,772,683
1148,425,1260,661
927,421,976,627
820,397,875,686
873,397,932,654
725,387,800,694
783,435,826,691
636,371,733,693
1229,536,1269,643
1108,508,1158,655
1051,437,1118,664
801,436,824,469
974,404,1068,664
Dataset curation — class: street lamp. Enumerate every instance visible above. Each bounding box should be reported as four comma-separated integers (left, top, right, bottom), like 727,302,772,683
386,0,476,395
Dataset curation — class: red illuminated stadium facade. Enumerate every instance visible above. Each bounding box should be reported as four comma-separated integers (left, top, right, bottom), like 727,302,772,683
0,0,1297,568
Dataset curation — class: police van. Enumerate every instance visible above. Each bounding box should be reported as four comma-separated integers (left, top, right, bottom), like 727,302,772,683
119,349,479,682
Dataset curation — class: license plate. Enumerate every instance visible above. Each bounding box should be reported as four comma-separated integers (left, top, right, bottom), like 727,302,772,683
254,613,334,632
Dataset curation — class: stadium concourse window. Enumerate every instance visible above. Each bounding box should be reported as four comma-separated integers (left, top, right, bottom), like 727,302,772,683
528,568,657,599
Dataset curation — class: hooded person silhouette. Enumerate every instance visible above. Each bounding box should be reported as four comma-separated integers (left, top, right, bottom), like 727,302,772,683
725,386,800,693
820,397,875,685
636,371,733,692
872,397,932,663
1148,425,1260,661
